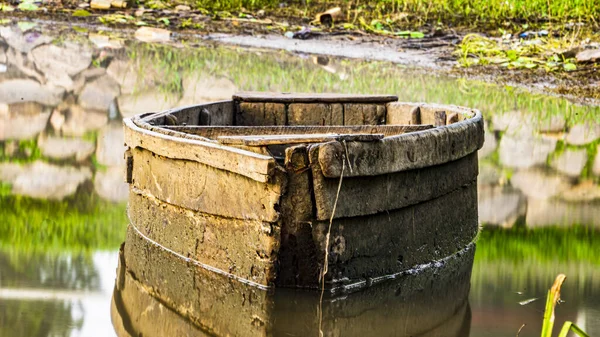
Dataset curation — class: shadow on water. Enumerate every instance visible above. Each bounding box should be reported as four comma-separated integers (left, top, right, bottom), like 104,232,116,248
1,22,600,336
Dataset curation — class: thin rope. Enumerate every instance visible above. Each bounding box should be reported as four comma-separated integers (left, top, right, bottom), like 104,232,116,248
318,152,346,337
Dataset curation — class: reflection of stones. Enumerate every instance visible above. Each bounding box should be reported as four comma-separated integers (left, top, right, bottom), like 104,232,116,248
0,47,6,64
0,102,51,140
0,161,91,200
106,59,160,95
5,47,45,83
560,181,600,202
0,26,53,53
117,90,180,118
478,185,525,228
37,135,95,162
478,162,502,185
510,169,571,199
31,44,92,90
177,75,237,106
498,133,557,169
479,128,497,159
565,123,600,145
96,122,126,166
550,148,588,177
492,111,565,134
51,105,108,136
94,167,128,202
594,145,600,176
113,227,474,337
78,75,120,111
526,198,600,228
0,79,65,106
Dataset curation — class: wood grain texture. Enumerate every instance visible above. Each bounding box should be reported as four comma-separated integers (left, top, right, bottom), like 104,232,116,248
234,91,398,103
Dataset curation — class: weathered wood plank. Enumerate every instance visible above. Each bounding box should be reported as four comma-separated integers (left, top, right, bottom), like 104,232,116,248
311,183,479,284
140,100,235,126
127,189,280,285
447,112,460,124
276,145,320,287
288,103,344,126
163,124,433,138
343,104,386,125
318,110,484,177
434,111,447,127
218,133,384,146
122,226,274,335
309,151,479,220
234,91,398,103
124,118,276,183
236,102,286,126
130,147,286,222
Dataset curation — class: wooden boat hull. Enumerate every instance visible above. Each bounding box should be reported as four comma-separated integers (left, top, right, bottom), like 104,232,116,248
123,92,484,289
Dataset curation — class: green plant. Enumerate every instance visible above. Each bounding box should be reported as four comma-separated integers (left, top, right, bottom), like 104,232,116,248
540,274,589,337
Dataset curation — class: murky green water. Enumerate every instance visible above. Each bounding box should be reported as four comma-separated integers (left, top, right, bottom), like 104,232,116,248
1,22,599,336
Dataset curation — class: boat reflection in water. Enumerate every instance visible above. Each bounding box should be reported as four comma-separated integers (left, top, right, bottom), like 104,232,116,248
111,224,474,337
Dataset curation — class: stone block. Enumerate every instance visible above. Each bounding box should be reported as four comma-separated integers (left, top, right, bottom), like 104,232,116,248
551,148,588,177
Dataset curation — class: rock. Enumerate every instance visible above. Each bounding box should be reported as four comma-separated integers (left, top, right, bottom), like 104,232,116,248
550,148,588,177
478,128,497,159
90,0,111,9
1,161,92,200
526,198,600,228
134,27,171,43
94,167,128,202
88,33,123,49
510,169,571,200
72,67,108,95
0,102,51,140
96,122,126,166
0,27,53,53
78,75,120,111
576,48,600,63
565,123,600,145
52,105,108,136
117,90,180,118
174,4,190,11
0,79,65,106
106,59,160,95
38,135,95,162
498,133,557,169
31,44,93,91
560,181,600,202
478,185,525,228
111,0,127,8
177,75,237,106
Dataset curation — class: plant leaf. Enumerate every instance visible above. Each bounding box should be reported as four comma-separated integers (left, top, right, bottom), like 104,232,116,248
563,63,577,71
73,9,91,17
18,2,38,11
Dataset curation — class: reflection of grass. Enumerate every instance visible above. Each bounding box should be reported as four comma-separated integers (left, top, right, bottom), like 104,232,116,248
125,42,600,126
476,225,600,265
0,195,127,253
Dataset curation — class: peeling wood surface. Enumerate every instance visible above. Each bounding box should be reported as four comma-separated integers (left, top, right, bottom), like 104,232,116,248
163,124,432,138
312,184,479,283
130,147,286,222
218,133,384,146
128,189,280,285
234,92,398,103
310,152,479,220
124,118,276,183
318,111,484,178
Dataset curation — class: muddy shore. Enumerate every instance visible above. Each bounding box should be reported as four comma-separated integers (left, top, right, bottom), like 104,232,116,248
1,11,599,105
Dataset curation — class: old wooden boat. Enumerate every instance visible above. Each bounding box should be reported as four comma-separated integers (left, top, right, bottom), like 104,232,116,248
123,92,484,290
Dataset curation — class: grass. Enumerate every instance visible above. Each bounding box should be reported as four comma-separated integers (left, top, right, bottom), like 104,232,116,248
184,0,600,27
541,274,590,337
